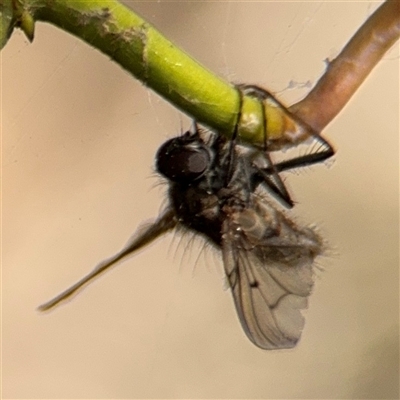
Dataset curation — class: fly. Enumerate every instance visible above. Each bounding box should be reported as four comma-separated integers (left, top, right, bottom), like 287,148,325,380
39,85,334,350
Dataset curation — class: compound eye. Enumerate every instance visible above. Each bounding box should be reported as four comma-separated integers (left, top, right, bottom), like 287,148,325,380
156,137,210,183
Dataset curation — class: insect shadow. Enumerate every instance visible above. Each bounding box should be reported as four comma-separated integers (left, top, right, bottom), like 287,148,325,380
39,85,334,350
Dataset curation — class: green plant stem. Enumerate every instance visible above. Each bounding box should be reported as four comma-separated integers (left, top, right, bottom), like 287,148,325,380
0,0,14,48
10,0,267,143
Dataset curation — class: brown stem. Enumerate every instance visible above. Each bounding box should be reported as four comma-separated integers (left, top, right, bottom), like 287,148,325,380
290,0,400,133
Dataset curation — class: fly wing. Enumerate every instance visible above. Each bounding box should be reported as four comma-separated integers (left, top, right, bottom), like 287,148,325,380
221,203,320,350
39,207,177,311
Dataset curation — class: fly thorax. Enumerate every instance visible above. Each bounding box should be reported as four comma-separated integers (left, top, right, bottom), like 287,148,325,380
170,183,223,245
197,192,221,221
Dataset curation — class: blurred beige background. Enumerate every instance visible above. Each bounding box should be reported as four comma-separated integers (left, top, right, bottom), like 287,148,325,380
2,1,399,399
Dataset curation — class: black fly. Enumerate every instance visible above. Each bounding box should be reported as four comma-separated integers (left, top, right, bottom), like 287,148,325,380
39,85,334,350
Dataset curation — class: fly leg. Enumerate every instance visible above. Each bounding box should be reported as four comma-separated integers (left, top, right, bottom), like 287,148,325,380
239,84,335,208
238,84,295,208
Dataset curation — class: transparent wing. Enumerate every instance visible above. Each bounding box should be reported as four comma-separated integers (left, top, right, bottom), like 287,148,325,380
221,204,319,350
38,207,177,311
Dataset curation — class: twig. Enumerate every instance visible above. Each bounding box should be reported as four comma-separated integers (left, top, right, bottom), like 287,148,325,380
3,0,399,147
290,0,400,133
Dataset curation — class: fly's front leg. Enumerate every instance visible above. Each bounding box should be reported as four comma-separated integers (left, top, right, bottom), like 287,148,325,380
238,84,335,207
237,84,295,207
